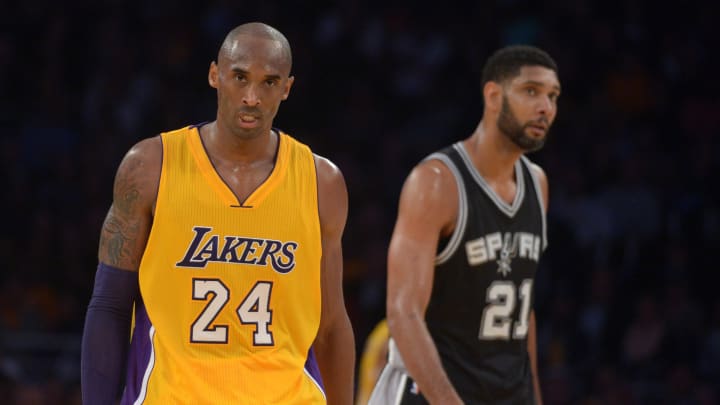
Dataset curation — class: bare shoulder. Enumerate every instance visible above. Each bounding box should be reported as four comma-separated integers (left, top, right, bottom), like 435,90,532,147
405,158,456,195
313,154,346,190
98,135,162,268
113,136,163,214
313,154,348,234
116,136,163,180
125,135,163,161
401,158,458,213
398,158,458,235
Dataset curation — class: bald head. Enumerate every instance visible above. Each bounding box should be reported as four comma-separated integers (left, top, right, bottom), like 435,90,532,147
218,22,292,74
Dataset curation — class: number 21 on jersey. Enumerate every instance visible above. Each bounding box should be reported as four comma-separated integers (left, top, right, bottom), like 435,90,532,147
479,279,532,340
190,278,274,346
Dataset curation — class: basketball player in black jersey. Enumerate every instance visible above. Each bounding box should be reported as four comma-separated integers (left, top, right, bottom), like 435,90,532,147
369,45,560,405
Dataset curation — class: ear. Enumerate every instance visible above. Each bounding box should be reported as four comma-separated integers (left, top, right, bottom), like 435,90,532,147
282,76,295,100
208,61,219,89
483,81,502,113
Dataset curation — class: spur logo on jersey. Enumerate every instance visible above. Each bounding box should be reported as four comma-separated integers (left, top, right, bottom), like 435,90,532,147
465,231,541,275
176,226,298,273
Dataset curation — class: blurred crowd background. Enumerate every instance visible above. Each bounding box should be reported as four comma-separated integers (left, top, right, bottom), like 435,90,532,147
2,0,719,404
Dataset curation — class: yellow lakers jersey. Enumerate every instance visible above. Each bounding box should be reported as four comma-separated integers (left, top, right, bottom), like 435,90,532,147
122,125,325,405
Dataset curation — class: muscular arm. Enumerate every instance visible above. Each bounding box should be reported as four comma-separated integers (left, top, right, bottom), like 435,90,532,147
312,155,356,405
528,163,549,405
81,137,162,404
386,161,463,405
98,137,161,268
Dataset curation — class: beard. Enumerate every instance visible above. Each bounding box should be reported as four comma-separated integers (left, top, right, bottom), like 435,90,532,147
497,96,548,152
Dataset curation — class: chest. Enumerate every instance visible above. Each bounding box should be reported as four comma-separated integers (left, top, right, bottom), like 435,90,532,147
214,161,275,203
484,179,518,206
458,177,545,278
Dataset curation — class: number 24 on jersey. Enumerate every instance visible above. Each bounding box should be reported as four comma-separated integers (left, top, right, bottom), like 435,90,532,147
190,278,274,346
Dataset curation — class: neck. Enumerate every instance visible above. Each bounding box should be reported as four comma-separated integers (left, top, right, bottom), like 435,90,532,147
465,120,523,182
202,121,277,164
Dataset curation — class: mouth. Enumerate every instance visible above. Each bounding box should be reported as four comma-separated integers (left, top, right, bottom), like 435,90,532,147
526,121,548,136
238,113,260,128
240,114,258,122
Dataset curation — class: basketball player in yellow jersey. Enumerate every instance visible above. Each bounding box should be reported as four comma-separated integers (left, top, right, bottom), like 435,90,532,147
81,22,356,405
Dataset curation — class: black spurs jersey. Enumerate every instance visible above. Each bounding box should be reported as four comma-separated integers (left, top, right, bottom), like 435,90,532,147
424,142,547,404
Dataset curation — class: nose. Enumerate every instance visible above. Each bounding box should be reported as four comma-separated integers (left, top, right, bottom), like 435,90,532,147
536,95,554,117
242,84,261,107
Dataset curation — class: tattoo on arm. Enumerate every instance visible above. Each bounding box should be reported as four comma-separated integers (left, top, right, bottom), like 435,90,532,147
100,212,141,267
99,152,149,269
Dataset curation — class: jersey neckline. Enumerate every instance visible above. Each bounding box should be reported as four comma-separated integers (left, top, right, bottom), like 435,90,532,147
454,142,525,218
187,126,289,208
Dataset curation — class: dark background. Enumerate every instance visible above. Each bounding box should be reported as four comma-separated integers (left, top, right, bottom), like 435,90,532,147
2,0,719,404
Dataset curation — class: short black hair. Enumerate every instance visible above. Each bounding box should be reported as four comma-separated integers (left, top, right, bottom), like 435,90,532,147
481,45,558,86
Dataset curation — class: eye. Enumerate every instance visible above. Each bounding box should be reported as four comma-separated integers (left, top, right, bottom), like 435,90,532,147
526,87,536,96
265,80,277,87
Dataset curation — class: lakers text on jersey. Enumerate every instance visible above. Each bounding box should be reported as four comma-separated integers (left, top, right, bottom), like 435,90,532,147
121,125,326,405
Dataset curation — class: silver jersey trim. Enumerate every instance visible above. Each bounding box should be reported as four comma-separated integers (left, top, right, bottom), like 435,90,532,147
521,155,548,250
454,142,525,218
422,153,468,265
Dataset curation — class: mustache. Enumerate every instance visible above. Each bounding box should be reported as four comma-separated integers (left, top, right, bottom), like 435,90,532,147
237,108,262,116
526,117,549,126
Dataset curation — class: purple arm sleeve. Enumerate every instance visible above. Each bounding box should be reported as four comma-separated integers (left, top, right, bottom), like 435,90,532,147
81,263,139,405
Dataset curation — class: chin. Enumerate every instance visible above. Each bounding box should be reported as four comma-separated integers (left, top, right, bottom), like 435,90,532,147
522,140,546,152
232,126,263,139
513,135,546,152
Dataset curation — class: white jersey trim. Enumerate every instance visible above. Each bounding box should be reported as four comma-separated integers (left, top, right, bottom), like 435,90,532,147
422,153,468,265
521,155,548,250
394,373,408,405
133,326,156,405
304,368,327,401
368,338,409,405
454,142,525,218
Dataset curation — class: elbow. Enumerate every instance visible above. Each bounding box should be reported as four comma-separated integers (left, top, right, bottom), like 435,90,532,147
385,296,403,330
316,308,352,345
386,298,421,337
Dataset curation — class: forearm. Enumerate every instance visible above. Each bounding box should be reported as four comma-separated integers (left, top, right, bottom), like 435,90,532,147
81,325,129,405
314,313,356,405
81,264,138,404
389,313,462,404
